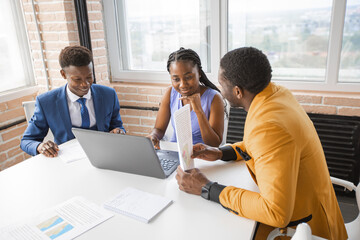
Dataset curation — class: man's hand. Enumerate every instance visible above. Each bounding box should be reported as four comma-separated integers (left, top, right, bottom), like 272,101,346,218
110,128,126,134
175,166,210,195
146,134,160,150
191,143,222,161
37,140,59,157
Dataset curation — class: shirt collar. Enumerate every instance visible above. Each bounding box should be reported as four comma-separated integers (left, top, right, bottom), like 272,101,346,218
247,82,280,115
66,85,92,103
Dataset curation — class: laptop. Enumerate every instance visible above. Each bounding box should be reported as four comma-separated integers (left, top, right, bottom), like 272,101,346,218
72,128,179,179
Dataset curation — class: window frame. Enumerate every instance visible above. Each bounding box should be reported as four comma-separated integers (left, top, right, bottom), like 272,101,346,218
0,0,35,95
103,0,360,92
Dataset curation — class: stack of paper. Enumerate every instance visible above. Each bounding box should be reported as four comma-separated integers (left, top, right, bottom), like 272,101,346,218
57,141,87,163
103,187,173,223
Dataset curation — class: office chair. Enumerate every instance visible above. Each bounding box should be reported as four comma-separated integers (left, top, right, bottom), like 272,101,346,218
291,223,312,240
330,176,360,240
22,100,54,142
162,123,173,142
267,177,360,240
267,222,326,240
266,224,296,239
220,100,231,146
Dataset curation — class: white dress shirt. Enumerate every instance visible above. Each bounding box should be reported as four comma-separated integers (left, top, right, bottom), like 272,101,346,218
66,86,96,128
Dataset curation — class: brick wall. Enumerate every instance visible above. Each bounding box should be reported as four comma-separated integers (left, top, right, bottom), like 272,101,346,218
293,93,360,116
22,0,110,92
0,0,359,171
114,83,169,136
0,94,36,170
23,0,79,92
115,82,360,137
0,0,109,170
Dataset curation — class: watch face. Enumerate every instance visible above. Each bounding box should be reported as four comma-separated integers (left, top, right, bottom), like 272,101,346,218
201,186,210,200
201,181,213,200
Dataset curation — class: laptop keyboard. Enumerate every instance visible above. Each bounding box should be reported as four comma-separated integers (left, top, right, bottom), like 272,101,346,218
159,158,178,171
155,149,179,176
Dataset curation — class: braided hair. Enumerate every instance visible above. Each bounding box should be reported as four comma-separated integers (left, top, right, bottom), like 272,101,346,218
167,47,220,92
167,47,228,118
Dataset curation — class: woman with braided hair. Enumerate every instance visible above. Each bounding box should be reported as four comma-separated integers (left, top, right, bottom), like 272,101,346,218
148,47,224,149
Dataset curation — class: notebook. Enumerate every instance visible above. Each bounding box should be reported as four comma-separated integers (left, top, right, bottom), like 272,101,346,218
72,128,179,179
103,187,173,223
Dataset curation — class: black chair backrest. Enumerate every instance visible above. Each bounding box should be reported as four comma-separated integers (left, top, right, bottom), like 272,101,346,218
226,108,360,188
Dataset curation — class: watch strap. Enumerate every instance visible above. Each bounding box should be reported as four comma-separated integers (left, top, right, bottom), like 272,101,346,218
219,145,237,161
201,181,215,200
209,182,226,203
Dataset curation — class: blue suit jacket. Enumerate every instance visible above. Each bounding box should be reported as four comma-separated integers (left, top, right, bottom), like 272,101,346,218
21,84,125,156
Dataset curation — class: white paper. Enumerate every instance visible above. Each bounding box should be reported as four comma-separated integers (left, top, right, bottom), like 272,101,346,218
103,187,173,223
57,141,87,163
0,197,113,240
174,104,194,170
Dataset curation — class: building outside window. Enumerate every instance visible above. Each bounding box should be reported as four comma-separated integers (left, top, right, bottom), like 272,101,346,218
104,0,360,91
228,0,332,82
339,0,360,83
123,0,211,72
104,0,213,82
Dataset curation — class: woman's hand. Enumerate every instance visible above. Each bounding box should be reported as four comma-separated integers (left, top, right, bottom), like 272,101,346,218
180,93,203,113
146,134,160,149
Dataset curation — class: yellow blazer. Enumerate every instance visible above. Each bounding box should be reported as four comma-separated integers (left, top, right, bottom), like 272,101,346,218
219,83,347,240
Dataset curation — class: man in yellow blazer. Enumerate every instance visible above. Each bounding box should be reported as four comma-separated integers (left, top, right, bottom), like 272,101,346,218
175,47,347,240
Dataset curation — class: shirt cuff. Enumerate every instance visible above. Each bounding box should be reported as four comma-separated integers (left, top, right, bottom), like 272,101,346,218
209,183,226,203
219,145,237,161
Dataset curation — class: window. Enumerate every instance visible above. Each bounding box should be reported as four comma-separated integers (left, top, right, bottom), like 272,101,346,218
104,0,360,91
104,0,216,82
228,0,332,82
122,0,210,72
0,0,34,94
339,0,360,83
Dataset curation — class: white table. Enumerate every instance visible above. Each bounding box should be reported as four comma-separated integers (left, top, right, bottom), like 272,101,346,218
0,140,259,240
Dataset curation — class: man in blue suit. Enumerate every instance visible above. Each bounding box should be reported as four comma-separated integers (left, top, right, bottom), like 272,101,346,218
21,46,126,157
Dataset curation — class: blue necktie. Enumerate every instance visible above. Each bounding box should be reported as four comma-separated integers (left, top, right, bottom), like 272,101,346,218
76,98,90,128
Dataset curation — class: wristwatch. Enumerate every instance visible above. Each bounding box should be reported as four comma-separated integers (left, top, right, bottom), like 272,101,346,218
201,181,217,200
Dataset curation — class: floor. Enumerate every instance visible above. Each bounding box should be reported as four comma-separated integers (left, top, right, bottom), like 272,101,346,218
336,192,358,223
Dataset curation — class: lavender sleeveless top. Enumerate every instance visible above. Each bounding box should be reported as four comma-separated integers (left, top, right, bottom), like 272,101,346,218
169,87,218,144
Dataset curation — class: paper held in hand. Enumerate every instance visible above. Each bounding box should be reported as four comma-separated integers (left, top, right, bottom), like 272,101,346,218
174,104,194,170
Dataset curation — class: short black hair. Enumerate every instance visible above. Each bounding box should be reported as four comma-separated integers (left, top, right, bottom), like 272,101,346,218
167,47,220,92
220,47,272,94
59,45,93,69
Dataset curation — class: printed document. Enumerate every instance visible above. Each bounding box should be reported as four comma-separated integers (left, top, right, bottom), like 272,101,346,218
174,104,194,170
103,187,173,223
0,197,113,240
57,140,87,163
